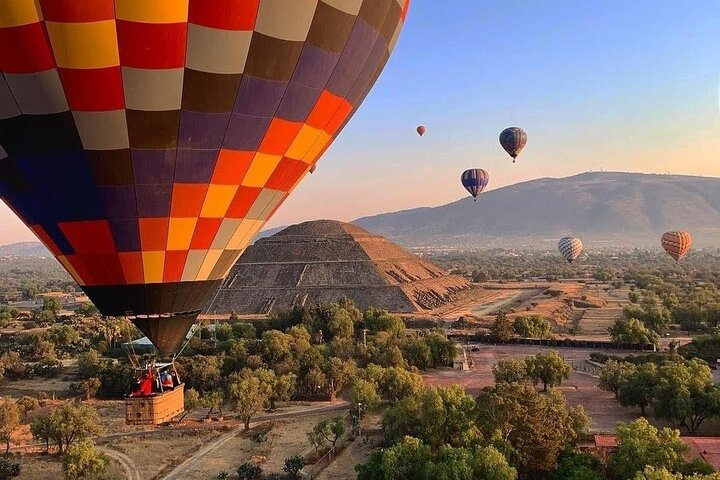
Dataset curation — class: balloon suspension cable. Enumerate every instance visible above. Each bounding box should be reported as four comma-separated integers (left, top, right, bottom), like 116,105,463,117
172,332,193,364
473,198,477,202
125,336,140,369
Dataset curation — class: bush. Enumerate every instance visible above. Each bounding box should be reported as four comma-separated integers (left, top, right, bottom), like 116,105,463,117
236,462,262,480
0,457,20,479
283,455,305,479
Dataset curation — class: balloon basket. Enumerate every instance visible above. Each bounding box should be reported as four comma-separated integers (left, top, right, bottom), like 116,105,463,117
125,383,185,425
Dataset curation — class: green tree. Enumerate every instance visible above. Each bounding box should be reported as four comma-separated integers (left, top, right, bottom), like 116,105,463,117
0,401,20,453
326,357,356,400
618,362,659,415
200,390,226,418
475,383,588,474
383,385,480,450
76,350,103,379
350,378,381,414
30,414,52,453
492,358,527,384
610,318,659,346
179,387,201,422
16,396,39,422
176,355,222,393
556,451,604,480
45,403,104,453
283,455,304,479
236,462,262,480
524,351,571,391
229,371,272,430
423,332,455,368
379,367,423,402
62,438,107,480
491,310,514,341
599,360,637,398
512,315,552,338
609,418,688,480
43,297,63,315
77,378,101,401
0,457,20,479
653,359,719,433
402,338,432,370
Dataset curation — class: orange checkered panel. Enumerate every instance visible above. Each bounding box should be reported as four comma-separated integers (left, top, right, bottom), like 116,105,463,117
0,0,408,312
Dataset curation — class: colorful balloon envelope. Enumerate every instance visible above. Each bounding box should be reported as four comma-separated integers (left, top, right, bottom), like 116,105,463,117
558,237,583,264
460,169,489,201
0,0,410,354
416,125,426,137
499,127,527,163
661,231,692,262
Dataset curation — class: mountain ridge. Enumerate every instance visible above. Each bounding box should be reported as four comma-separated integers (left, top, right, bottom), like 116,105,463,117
353,171,720,249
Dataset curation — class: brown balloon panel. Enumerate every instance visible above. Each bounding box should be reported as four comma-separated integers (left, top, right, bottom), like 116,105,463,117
83,280,221,355
130,313,198,356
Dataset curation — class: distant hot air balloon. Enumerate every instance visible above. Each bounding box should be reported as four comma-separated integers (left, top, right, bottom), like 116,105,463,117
558,237,583,263
460,169,489,201
499,127,527,163
0,1,410,355
417,125,426,137
661,231,692,262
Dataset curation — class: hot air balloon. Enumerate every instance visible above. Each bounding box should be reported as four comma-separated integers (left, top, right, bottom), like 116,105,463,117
416,125,426,137
0,0,410,355
460,169,489,201
558,237,583,264
661,231,692,262
499,127,527,163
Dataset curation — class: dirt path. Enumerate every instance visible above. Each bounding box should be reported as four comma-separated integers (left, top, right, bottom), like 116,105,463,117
159,401,350,480
100,447,141,480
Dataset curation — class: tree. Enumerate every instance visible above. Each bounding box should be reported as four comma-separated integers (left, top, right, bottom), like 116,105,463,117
44,402,104,453
512,315,552,338
74,302,99,317
476,383,588,474
176,355,222,393
350,378,380,414
229,371,272,430
307,417,345,455
358,436,431,480
491,310,514,341
62,438,107,480
16,396,39,422
326,357,356,400
379,367,423,402
618,362,658,415
200,390,226,418
236,462,262,480
0,401,20,453
653,359,719,433
43,297,62,315
179,388,201,422
402,338,432,370
383,385,480,450
524,351,571,391
492,358,527,384
599,360,637,398
77,378,101,401
283,455,304,479
0,457,20,480
610,318,659,346
556,452,604,480
423,332,455,368
76,350,103,379
31,414,52,453
608,418,688,480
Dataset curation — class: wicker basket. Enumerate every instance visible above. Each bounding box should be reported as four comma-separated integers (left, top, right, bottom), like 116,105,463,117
125,384,185,425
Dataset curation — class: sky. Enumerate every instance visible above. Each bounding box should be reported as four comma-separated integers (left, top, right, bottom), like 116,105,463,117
1,0,719,244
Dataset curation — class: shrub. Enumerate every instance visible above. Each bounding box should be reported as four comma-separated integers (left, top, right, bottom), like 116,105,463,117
236,462,262,480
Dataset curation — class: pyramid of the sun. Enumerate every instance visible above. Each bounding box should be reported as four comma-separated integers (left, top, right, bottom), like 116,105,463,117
206,220,472,315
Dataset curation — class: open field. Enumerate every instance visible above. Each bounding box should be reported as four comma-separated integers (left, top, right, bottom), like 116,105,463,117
12,452,126,480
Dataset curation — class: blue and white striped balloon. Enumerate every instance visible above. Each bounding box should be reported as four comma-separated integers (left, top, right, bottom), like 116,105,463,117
461,169,489,201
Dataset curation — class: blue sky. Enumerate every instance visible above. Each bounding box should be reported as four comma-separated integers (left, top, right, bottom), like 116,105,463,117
1,1,718,242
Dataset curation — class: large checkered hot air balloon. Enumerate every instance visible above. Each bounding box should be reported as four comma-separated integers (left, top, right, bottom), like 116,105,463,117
0,0,410,355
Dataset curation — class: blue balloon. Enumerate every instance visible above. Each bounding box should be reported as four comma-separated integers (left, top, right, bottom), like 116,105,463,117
461,169,489,201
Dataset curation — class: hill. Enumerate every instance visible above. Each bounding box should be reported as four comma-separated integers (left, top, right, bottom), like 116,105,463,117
0,241,50,258
354,172,720,249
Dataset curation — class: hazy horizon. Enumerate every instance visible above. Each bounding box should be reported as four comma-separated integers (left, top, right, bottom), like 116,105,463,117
1,1,718,245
